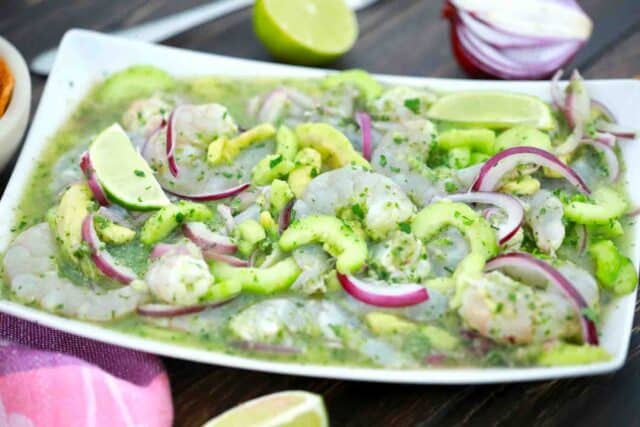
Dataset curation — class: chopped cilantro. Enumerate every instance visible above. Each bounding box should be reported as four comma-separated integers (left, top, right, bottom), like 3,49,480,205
404,98,421,114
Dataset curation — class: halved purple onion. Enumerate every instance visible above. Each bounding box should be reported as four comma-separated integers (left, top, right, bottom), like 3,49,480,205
485,252,599,345
182,222,236,254
81,215,137,285
164,182,250,202
137,297,235,318
203,250,250,267
278,199,295,233
471,146,590,194
337,274,429,308
355,111,372,161
165,107,184,177
444,192,524,245
583,140,619,182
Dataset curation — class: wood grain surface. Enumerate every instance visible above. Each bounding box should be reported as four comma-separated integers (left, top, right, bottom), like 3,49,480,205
2,1,640,426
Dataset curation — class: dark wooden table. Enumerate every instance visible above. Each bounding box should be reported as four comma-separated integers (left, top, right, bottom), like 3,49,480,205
2,1,640,425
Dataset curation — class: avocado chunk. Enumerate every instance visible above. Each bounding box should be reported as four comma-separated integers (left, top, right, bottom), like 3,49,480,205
211,257,301,294
564,187,627,225
52,183,93,262
537,343,611,366
208,123,276,166
589,240,638,295
95,65,175,104
322,69,383,101
295,123,370,169
279,215,367,273
494,125,552,153
94,215,136,244
438,128,495,154
140,201,213,244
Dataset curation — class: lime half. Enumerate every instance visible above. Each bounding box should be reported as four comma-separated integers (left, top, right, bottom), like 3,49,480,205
427,91,555,130
203,391,328,427
89,123,170,210
253,0,357,65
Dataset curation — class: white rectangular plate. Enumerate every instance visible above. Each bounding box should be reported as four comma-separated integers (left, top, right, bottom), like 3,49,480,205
1,29,639,384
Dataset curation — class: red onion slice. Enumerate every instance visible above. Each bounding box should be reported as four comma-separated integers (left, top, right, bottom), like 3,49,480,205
485,252,598,345
583,140,619,182
564,70,591,129
576,224,588,256
471,146,590,194
444,192,524,245
149,243,195,260
550,69,565,109
79,152,110,206
164,182,250,202
355,112,372,161
278,199,295,233
591,100,616,123
257,89,288,123
337,274,429,308
137,297,235,318
203,250,250,267
230,341,302,355
165,107,183,177
596,122,637,140
182,222,236,254
594,132,616,148
81,214,137,285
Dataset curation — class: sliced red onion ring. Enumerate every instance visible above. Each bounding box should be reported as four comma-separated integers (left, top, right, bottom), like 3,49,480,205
590,100,616,123
564,70,590,129
203,250,249,267
444,192,524,245
182,222,236,254
472,146,590,194
258,89,288,123
137,297,235,318
79,152,110,206
594,132,616,148
278,199,295,233
337,274,429,308
81,214,137,285
485,252,598,345
149,243,195,260
576,224,588,256
596,122,638,140
230,341,302,354
550,69,565,109
583,140,619,182
355,112,372,161
164,182,250,202
166,107,184,177
555,126,583,156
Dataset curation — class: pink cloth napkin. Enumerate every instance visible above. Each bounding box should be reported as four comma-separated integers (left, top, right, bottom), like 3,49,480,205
0,314,173,427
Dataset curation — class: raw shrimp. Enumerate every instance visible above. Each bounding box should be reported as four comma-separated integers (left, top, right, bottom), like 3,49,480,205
369,231,431,283
3,224,148,321
293,166,416,239
525,189,565,255
142,103,272,194
122,95,174,138
458,270,591,345
144,242,212,306
369,86,437,122
291,244,333,294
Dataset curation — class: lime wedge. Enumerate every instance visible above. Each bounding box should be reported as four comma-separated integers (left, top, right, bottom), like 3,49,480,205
202,391,328,427
253,0,357,65
427,91,555,130
89,123,170,211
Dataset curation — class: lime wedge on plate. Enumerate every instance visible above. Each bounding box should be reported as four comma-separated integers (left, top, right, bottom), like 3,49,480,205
202,391,328,427
427,91,555,130
89,123,170,210
253,0,358,65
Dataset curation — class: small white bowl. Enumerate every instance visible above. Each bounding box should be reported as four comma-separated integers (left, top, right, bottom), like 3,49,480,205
0,37,31,170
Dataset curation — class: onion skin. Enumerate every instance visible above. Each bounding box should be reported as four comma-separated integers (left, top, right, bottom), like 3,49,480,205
471,146,590,194
81,214,137,285
337,274,429,308
485,252,599,345
164,182,250,202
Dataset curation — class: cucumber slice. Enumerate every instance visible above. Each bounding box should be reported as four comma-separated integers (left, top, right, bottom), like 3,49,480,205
89,123,170,211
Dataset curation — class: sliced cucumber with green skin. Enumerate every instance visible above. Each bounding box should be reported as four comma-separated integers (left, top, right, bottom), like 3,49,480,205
140,201,213,244
494,125,552,153
438,128,495,154
537,343,611,366
200,281,242,301
211,258,301,294
322,69,383,101
412,201,498,261
89,123,170,211
295,123,370,169
95,65,176,104
279,215,367,273
589,240,638,295
564,187,627,225
275,125,299,160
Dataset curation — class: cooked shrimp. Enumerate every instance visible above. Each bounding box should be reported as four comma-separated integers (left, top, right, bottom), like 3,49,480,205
3,224,148,321
293,166,416,239
458,271,583,345
144,242,213,306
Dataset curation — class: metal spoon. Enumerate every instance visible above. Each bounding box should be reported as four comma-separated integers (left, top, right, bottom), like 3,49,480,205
30,0,380,76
